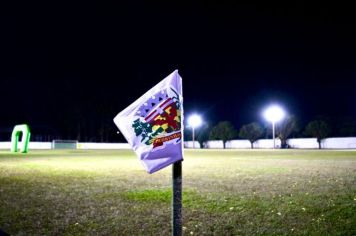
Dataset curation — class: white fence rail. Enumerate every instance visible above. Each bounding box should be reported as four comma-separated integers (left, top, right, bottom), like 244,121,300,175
77,142,131,150
0,142,11,149
1,137,356,150
253,139,282,149
200,138,356,149
0,142,130,150
203,140,224,149
287,138,318,149
184,141,201,149
321,138,356,149
226,140,251,149
0,142,52,150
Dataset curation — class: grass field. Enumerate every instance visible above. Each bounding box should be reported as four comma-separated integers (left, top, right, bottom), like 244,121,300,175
0,149,355,235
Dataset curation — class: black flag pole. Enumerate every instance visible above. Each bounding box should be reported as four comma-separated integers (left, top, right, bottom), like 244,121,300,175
172,160,182,236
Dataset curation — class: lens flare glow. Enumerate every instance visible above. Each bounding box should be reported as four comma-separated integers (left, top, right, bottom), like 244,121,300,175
263,105,285,122
188,114,202,128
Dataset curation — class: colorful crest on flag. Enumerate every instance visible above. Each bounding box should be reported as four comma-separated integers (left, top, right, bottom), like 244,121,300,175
113,69,183,174
132,87,182,150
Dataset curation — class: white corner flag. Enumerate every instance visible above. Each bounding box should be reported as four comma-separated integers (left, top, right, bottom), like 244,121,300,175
114,70,183,174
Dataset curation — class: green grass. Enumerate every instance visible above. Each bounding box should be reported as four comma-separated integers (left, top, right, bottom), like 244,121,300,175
0,149,355,235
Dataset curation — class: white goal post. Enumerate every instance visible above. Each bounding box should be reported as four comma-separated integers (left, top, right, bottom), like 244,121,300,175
52,140,78,149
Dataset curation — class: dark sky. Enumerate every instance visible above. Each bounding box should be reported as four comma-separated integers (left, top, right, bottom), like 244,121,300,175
1,2,356,141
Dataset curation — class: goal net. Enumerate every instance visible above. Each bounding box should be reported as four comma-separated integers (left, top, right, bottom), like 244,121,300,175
52,140,78,149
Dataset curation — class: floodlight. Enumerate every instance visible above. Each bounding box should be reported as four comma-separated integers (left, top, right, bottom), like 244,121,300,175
187,114,202,148
263,105,285,149
188,114,202,128
263,105,285,122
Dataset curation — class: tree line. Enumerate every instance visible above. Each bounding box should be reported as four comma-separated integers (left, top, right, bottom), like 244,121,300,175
186,116,356,149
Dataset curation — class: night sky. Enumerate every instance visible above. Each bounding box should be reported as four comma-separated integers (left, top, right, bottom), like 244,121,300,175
1,2,356,141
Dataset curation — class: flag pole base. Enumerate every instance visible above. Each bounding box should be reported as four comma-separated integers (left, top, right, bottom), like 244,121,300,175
172,161,182,236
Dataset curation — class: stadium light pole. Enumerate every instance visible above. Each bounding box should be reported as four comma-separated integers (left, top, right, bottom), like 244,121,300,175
187,114,202,149
263,105,285,149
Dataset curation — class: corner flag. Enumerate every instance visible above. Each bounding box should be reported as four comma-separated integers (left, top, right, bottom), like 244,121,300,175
114,70,183,174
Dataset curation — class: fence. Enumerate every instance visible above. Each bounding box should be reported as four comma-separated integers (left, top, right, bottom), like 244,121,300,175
0,142,130,150
1,137,356,150
201,138,356,149
183,141,200,149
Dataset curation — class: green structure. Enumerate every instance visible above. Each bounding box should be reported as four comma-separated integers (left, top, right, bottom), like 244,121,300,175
11,124,31,153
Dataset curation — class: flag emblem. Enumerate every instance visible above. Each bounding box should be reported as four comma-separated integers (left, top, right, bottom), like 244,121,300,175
114,70,183,173
132,88,182,149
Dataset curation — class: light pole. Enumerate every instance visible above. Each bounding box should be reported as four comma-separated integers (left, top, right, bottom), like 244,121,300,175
263,105,285,149
187,114,202,149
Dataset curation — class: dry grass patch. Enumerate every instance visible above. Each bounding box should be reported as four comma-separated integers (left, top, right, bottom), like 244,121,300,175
0,149,355,235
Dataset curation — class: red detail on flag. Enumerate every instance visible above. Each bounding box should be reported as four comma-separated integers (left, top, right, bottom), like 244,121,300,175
153,132,182,148
145,97,172,121
159,97,172,108
153,104,179,130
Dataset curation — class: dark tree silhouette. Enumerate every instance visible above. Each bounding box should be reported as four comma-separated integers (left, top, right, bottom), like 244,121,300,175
277,115,299,148
239,122,264,149
305,120,331,149
209,121,237,149
196,123,210,148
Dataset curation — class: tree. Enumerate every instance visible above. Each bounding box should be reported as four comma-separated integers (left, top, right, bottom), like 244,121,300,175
304,120,331,149
209,121,237,149
238,122,263,149
195,123,210,148
184,123,210,148
276,115,299,148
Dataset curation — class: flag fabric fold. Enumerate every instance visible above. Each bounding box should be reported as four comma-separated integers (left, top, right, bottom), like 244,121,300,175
114,70,183,174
